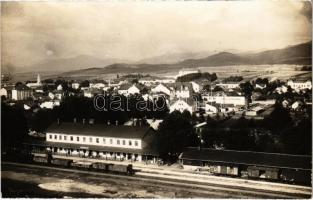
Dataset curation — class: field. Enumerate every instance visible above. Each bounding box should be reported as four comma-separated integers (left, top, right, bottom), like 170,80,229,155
160,64,311,81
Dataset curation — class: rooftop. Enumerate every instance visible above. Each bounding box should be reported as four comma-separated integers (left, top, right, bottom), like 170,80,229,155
46,122,151,139
180,147,311,170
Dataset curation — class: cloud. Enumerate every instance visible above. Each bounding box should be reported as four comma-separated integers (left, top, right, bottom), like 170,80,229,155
1,1,311,68
300,1,312,22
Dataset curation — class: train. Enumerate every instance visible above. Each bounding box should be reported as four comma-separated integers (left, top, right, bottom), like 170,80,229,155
203,164,311,185
32,155,134,175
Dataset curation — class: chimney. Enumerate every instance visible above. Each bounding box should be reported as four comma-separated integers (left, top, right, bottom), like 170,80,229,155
74,118,77,123
115,120,118,126
107,120,110,125
83,118,86,124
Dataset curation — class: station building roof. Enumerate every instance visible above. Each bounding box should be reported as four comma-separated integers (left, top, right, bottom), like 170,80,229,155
46,122,151,139
180,147,311,170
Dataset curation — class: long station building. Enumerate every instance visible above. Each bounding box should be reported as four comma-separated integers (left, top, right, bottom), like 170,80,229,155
25,121,159,163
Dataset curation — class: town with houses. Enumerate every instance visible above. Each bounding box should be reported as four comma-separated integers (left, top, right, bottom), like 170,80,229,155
2,67,312,196
1,1,312,198
1,69,312,119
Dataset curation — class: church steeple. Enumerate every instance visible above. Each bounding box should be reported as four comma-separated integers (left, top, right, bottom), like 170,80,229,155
37,74,41,84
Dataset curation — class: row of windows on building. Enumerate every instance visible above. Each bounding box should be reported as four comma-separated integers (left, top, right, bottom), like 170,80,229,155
48,134,139,147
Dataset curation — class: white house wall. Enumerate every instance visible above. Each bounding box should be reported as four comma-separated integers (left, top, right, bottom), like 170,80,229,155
46,133,142,149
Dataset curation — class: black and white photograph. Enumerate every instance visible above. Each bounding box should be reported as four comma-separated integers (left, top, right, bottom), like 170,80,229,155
1,0,312,198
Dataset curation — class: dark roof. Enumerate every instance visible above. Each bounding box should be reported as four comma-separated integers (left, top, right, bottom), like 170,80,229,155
118,84,133,90
15,84,31,90
46,122,150,139
180,147,311,170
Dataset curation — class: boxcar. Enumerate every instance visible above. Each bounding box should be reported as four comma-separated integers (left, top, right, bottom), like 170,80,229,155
211,165,239,176
33,155,48,164
91,162,111,171
51,158,73,167
71,161,93,170
108,164,133,175
247,166,279,180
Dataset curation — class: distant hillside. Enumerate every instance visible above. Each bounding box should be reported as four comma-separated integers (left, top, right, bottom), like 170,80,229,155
246,41,312,65
177,41,312,67
21,55,131,73
137,51,215,64
179,52,250,67
25,41,312,79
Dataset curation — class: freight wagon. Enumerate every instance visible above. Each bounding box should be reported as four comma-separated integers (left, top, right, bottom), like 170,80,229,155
33,155,49,164
108,164,133,175
91,162,133,175
71,161,93,169
180,147,311,185
210,165,239,176
51,158,73,167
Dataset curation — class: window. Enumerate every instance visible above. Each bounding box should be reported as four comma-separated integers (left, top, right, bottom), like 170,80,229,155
117,140,120,145
129,140,132,146
77,137,79,142
122,140,125,145
83,137,86,142
135,141,138,146
49,135,52,139
64,135,67,140
70,136,73,141
103,138,106,144
96,138,99,143
59,135,62,140
54,135,57,140
89,137,93,143
110,139,113,144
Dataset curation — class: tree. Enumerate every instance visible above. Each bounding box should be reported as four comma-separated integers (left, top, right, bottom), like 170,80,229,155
2,103,28,153
30,109,57,132
240,81,254,97
176,72,217,82
15,82,23,87
255,78,269,85
80,80,90,88
213,86,223,92
224,76,243,82
281,118,312,155
157,111,199,162
131,79,139,84
262,103,292,133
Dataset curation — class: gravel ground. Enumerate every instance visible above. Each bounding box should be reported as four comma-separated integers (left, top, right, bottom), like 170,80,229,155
1,164,213,198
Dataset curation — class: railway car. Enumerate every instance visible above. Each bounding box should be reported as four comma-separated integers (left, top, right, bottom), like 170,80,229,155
91,162,111,171
247,166,279,180
210,165,239,176
33,155,48,164
51,158,73,167
108,164,133,175
71,161,93,170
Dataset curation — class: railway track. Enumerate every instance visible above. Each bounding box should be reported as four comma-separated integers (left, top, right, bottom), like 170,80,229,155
2,161,311,198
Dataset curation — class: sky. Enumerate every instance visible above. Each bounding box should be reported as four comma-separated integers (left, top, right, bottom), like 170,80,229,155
1,1,312,69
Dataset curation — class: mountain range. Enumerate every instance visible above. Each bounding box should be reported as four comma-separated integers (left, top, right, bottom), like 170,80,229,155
8,41,312,78
58,41,311,77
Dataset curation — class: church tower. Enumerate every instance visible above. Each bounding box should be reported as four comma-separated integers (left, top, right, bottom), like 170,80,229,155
37,74,41,84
